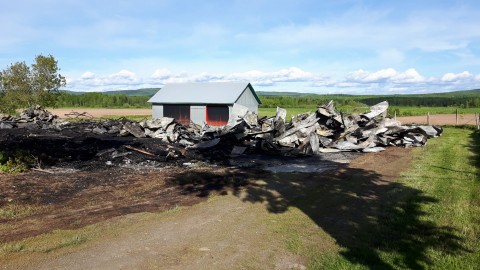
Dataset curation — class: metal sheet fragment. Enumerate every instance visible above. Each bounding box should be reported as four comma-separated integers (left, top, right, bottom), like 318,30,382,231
361,101,389,119
189,138,221,149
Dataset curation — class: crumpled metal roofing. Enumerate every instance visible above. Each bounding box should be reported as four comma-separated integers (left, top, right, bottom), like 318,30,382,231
147,81,262,104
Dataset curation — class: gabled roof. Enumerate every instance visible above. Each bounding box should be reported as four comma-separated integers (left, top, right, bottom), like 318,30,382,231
147,82,262,105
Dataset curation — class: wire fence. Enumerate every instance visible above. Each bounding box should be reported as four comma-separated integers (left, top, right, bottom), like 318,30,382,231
397,111,480,129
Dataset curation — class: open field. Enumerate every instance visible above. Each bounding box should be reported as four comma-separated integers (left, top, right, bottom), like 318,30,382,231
398,113,479,125
1,127,479,269
389,106,480,116
48,108,151,118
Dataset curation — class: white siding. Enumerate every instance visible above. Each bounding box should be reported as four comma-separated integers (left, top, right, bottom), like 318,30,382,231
152,104,164,119
190,105,206,125
235,87,259,113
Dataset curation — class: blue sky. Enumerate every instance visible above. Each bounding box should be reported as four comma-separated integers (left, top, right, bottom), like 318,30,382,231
1,0,480,94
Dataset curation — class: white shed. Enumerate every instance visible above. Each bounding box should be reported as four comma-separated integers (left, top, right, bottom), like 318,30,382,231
147,82,262,126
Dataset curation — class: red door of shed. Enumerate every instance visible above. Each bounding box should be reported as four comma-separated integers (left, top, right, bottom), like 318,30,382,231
206,105,229,126
163,105,190,125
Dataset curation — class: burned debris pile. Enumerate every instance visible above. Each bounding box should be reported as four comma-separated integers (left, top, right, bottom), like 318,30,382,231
150,100,442,156
129,100,441,156
0,105,65,130
1,101,442,162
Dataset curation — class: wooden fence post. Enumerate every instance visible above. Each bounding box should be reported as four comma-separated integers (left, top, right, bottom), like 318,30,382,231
394,110,397,121
427,112,430,125
456,109,458,125
476,112,479,130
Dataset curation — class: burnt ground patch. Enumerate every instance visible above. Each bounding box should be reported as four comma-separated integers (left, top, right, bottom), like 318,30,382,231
0,124,353,244
0,166,254,242
0,126,184,170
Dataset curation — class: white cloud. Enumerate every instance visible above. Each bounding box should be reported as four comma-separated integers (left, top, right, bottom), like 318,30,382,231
109,70,137,82
80,71,95,80
151,68,171,79
227,67,315,85
68,67,479,94
345,68,423,84
147,67,317,87
69,69,142,91
441,71,472,82
391,68,424,83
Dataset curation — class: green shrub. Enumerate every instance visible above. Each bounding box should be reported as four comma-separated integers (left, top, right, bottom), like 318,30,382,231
0,149,35,173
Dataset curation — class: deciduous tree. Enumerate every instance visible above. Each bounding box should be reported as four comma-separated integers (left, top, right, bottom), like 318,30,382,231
0,55,66,113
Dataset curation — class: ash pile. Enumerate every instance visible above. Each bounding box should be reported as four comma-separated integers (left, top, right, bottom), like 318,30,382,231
87,100,442,157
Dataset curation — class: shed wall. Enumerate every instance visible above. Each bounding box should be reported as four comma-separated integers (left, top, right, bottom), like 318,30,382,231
236,87,259,113
152,104,164,118
191,105,206,124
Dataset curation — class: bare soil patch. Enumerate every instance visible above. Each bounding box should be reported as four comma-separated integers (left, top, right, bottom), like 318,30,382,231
49,108,151,118
398,113,478,125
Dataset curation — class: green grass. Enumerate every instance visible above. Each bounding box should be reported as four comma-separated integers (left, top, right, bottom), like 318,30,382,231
267,127,480,269
0,204,47,220
0,149,35,173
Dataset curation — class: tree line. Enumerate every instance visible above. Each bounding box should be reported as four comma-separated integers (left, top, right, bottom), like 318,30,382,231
56,92,150,108
259,94,480,108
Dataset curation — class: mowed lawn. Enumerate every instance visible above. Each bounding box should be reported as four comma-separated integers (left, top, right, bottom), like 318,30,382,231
269,127,480,269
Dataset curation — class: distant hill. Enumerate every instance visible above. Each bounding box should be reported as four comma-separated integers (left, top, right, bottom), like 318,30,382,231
102,88,160,97
258,88,480,97
426,89,480,96
257,91,313,97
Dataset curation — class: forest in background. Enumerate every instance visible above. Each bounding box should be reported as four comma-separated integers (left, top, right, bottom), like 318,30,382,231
54,88,480,116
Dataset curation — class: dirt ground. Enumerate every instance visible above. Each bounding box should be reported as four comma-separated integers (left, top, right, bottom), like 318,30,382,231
398,113,478,125
0,145,413,269
48,108,152,118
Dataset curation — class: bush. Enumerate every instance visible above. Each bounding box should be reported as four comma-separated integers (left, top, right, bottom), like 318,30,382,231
0,150,35,173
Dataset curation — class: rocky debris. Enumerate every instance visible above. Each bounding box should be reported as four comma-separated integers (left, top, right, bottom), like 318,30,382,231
0,102,442,159
0,105,67,130
19,105,58,122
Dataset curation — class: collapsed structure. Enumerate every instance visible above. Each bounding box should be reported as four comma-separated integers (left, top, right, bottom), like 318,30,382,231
0,101,442,160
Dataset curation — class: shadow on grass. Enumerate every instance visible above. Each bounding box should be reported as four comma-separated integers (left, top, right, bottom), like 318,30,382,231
169,158,470,269
469,130,480,172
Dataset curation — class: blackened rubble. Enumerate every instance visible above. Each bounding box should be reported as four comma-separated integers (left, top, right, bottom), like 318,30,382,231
0,102,442,169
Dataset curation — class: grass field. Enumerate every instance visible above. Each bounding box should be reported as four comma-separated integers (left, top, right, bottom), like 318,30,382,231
270,127,480,269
